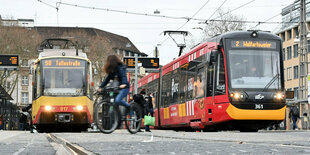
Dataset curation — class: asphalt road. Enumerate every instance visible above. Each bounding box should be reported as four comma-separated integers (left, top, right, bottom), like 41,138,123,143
1,130,310,154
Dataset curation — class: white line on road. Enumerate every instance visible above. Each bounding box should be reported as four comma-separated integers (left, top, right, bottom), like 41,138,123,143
13,135,35,155
142,132,154,142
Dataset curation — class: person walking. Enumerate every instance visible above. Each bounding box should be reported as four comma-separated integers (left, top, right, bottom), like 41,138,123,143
98,55,130,112
133,89,146,116
289,104,300,130
144,93,154,132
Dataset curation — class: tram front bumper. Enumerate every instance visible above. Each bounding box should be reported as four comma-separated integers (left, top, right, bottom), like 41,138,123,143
37,112,89,124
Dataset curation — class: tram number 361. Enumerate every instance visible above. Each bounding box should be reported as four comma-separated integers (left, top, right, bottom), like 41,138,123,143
255,104,264,109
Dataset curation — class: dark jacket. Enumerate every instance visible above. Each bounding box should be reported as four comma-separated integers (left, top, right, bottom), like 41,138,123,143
289,106,300,118
145,96,153,112
100,64,129,89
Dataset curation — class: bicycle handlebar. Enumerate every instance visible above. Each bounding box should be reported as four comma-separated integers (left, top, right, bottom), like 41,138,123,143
95,86,120,95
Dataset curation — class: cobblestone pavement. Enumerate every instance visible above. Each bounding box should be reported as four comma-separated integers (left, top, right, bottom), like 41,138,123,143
55,130,310,155
1,130,310,154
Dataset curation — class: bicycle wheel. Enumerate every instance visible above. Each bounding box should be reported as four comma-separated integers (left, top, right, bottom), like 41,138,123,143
125,103,143,134
95,102,119,134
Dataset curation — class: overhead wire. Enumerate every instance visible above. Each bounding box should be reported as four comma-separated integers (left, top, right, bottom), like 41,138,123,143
250,13,281,29
207,0,228,20
36,0,296,26
37,0,57,9
157,0,211,53
211,0,256,20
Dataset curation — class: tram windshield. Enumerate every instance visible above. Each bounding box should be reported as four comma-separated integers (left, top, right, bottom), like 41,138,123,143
42,59,86,96
228,50,281,89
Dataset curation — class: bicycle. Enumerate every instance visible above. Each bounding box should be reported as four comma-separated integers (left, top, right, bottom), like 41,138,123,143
94,86,143,134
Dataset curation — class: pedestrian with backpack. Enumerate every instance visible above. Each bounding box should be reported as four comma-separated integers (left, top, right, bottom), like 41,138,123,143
289,104,300,130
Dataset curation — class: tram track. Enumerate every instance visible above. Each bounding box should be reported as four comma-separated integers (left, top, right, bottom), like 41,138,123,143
46,133,94,155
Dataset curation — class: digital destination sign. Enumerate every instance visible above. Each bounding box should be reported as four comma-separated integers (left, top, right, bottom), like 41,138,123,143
0,55,19,66
123,57,159,68
43,59,85,67
231,40,276,49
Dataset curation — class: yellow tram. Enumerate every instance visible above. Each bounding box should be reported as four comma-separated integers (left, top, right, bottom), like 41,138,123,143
32,39,94,132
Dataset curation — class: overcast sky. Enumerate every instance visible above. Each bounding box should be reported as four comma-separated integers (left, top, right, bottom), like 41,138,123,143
0,0,293,65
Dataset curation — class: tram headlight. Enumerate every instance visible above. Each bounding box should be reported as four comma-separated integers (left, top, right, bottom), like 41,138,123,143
274,92,285,100
45,106,52,111
229,91,247,101
76,105,83,111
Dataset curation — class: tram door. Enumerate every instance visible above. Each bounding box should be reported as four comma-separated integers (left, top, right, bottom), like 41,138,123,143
207,50,227,104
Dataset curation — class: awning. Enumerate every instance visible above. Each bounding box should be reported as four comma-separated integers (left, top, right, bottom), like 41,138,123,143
0,85,13,100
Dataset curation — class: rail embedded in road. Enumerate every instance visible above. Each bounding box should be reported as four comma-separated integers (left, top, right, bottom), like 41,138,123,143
47,133,94,155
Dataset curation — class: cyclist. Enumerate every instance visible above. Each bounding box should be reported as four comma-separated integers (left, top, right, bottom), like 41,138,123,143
98,55,130,112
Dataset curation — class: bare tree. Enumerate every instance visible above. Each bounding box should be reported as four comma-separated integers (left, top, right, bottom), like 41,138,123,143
202,9,246,41
0,25,41,95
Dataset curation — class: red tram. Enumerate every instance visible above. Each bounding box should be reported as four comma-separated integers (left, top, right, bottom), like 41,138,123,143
137,31,286,132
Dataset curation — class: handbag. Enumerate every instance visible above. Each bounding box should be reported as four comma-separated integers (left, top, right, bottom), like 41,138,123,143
144,114,155,126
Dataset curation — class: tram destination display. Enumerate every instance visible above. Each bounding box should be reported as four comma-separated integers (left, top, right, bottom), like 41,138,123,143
0,55,19,67
123,57,159,68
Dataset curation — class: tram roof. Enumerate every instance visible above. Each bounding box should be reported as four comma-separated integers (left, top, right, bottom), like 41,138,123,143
208,31,281,42
38,49,87,59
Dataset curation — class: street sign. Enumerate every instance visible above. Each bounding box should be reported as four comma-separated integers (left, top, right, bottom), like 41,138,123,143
0,55,19,70
123,57,159,68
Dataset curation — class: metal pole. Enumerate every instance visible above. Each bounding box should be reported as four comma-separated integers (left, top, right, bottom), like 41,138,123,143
134,54,138,95
298,0,309,130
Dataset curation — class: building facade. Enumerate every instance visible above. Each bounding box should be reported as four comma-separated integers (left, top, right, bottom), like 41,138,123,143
277,0,310,130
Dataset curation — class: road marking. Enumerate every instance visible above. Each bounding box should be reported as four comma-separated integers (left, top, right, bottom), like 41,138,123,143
142,132,154,142
13,135,35,155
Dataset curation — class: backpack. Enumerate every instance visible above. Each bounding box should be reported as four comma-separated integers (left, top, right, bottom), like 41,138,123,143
133,94,146,108
292,106,299,116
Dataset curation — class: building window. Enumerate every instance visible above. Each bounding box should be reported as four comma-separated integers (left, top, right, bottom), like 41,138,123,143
283,48,285,60
22,76,28,85
130,52,135,57
22,92,28,104
294,28,298,38
287,67,292,80
294,87,298,100
287,30,292,40
283,69,286,81
308,40,310,53
300,64,305,76
293,44,298,58
294,66,298,79
281,32,285,41
125,51,129,56
287,46,292,59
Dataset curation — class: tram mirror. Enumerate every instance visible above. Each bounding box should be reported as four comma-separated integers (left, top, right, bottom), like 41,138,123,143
285,91,294,99
209,50,218,65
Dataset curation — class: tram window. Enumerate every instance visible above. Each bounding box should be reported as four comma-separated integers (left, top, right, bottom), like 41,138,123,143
207,62,214,97
215,52,226,95
179,66,187,103
171,69,179,104
194,67,205,98
187,67,195,100
86,63,91,98
36,63,41,98
162,73,171,107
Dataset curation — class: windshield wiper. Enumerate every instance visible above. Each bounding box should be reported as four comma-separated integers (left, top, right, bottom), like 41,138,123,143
262,73,279,92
